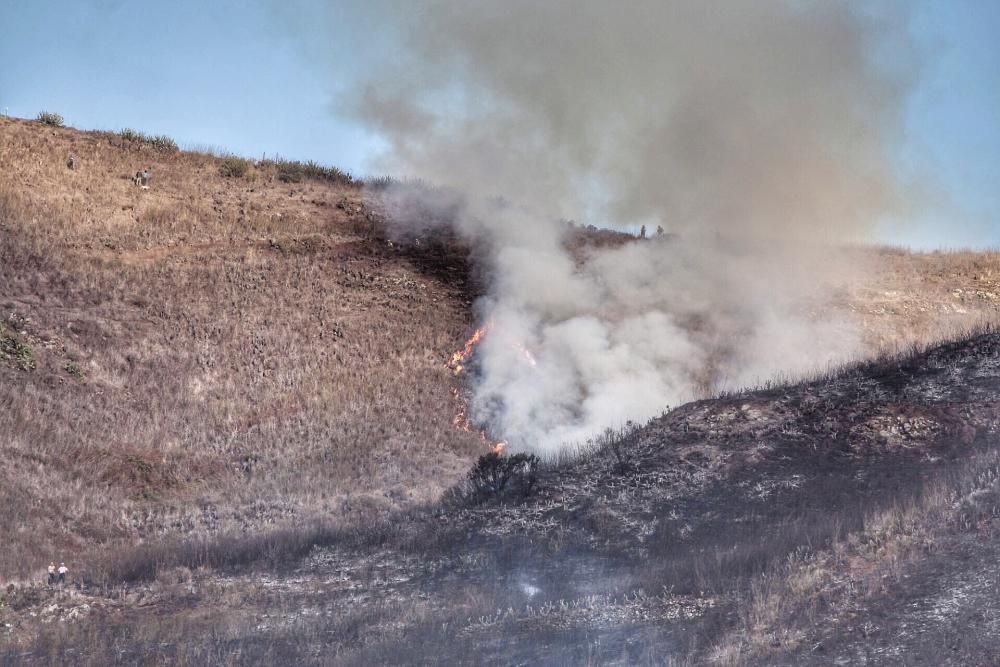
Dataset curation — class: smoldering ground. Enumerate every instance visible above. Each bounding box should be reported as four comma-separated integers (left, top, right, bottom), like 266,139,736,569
281,1,919,452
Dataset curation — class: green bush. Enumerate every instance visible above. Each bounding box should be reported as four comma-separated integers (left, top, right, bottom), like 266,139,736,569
276,160,304,184
301,160,353,185
0,322,35,371
119,128,179,153
218,156,251,178
274,159,352,185
36,111,64,127
150,134,179,152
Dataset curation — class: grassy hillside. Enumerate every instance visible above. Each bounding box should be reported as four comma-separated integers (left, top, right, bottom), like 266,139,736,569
2,116,1000,665
0,116,484,578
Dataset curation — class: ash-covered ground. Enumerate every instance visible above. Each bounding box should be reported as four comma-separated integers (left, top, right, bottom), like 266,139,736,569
6,330,1000,666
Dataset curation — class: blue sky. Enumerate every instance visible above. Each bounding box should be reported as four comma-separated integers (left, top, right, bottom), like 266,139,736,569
1,1,998,248
893,0,1000,248
0,1,384,172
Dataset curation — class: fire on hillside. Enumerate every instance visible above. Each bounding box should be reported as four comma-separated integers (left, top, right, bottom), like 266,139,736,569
448,323,490,376
448,323,534,455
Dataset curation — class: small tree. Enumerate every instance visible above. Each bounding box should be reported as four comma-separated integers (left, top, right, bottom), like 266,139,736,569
469,451,509,495
467,450,540,501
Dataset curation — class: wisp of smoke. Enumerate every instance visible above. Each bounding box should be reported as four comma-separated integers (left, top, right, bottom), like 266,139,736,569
317,1,916,452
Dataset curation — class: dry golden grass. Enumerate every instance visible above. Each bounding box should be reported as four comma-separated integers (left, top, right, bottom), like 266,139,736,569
0,116,483,579
842,244,1000,350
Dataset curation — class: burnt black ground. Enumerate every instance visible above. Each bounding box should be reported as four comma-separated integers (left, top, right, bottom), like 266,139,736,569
5,330,1000,665
773,530,1000,666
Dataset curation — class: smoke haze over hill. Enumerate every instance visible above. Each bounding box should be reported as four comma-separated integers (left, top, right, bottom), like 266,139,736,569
322,1,919,451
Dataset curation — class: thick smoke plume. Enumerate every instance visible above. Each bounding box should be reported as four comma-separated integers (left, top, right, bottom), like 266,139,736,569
333,1,914,452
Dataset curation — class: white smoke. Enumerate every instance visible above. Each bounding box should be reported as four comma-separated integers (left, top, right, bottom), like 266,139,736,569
296,1,917,452
374,187,865,452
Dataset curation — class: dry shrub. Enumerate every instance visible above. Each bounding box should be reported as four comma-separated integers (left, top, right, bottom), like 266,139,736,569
218,156,251,178
459,451,540,503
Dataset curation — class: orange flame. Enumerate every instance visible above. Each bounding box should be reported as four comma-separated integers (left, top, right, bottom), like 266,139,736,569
447,324,538,454
448,324,508,454
448,323,492,376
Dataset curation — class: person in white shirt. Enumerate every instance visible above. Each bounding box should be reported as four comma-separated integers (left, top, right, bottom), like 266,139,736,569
47,562,56,586
57,562,68,585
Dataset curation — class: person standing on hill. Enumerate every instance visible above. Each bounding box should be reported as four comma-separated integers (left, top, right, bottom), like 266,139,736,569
47,562,56,586
141,168,150,187
66,154,75,170
57,562,68,585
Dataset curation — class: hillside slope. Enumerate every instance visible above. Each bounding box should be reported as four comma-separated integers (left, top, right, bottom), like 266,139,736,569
0,116,484,577
5,329,1000,665
3,116,1000,664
